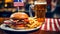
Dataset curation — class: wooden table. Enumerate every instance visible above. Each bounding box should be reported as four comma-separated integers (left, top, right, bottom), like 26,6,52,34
0,29,60,34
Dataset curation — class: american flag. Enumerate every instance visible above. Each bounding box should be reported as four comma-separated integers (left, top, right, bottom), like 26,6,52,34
14,0,24,6
40,18,60,31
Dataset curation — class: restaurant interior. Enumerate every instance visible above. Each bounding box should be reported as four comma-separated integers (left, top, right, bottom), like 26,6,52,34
0,0,60,34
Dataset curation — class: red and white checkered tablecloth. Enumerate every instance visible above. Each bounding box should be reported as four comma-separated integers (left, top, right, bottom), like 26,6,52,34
40,18,60,31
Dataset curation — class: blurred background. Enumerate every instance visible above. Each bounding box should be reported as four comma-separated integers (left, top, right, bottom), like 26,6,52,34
0,0,60,23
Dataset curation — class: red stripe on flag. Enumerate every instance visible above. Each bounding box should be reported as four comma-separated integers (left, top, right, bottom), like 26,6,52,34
58,19,60,26
14,2,24,6
50,18,53,31
55,19,60,31
54,19,59,31
51,19,56,31
44,18,47,30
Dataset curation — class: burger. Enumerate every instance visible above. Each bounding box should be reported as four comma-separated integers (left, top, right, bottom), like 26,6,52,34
9,12,29,29
4,12,41,30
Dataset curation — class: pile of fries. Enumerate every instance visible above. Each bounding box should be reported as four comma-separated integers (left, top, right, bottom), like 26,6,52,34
26,17,43,29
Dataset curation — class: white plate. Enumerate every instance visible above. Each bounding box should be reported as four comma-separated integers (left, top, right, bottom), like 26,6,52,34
0,24,40,32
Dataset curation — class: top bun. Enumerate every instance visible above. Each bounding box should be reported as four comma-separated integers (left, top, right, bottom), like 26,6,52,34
10,12,29,19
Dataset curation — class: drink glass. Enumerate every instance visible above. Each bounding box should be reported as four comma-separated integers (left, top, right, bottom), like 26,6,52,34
34,1,47,22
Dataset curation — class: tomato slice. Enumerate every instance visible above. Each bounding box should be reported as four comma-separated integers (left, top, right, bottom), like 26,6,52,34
16,24,25,27
24,18,29,23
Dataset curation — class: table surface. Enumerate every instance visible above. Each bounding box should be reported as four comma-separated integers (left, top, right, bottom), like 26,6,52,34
0,29,60,34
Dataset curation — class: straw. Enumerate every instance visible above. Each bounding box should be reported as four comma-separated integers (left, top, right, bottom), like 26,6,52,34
17,0,20,11
29,5,33,17
18,7,19,11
